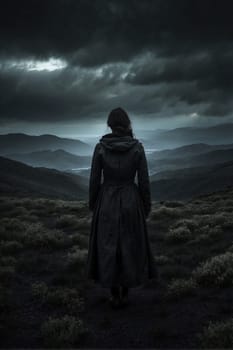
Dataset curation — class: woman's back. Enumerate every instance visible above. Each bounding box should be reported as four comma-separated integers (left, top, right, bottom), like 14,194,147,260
100,133,141,183
89,132,151,216
87,131,157,289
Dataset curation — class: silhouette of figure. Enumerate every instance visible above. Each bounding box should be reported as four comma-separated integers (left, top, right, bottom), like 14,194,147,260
86,108,157,308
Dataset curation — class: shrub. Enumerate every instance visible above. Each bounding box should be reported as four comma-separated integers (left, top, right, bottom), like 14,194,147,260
222,206,233,213
19,214,39,223
0,255,17,266
55,214,78,228
8,206,28,217
31,282,84,313
194,224,223,240
195,213,232,229
53,200,88,213
221,217,233,230
192,214,211,227
150,206,183,221
55,215,89,230
41,315,87,348
189,233,211,244
0,217,26,231
71,234,89,249
172,219,198,232
208,225,223,237
0,218,28,241
46,287,84,313
198,318,233,348
192,252,233,287
66,248,88,273
223,199,233,207
154,255,173,265
31,282,49,304
165,226,192,243
24,223,68,249
165,278,197,300
0,240,23,254
212,213,232,226
192,203,216,215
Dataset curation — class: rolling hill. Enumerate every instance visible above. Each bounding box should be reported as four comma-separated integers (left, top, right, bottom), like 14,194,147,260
0,156,88,200
148,143,233,160
148,148,233,173
6,149,91,171
150,160,233,200
146,123,233,149
1,151,232,201
0,133,92,156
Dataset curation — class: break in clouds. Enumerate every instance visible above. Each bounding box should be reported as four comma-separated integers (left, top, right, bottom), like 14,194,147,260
1,0,233,132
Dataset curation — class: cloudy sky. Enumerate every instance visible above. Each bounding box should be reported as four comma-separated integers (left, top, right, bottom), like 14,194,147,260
1,0,233,138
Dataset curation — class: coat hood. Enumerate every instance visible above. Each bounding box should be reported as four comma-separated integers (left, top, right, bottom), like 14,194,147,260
99,133,139,152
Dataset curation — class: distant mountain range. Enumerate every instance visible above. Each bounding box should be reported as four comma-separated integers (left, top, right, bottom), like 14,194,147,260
0,156,88,200
0,133,92,156
1,123,233,157
5,141,233,176
0,126,232,201
148,143,233,160
6,149,91,171
150,160,233,201
148,147,233,173
144,123,233,149
1,154,232,202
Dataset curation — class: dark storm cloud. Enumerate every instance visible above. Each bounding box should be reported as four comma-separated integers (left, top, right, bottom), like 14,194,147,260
0,0,233,124
0,64,123,121
1,0,233,65
124,49,233,116
125,51,233,87
0,61,174,122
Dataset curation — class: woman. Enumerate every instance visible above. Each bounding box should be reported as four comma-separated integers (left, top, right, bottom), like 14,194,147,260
86,107,157,309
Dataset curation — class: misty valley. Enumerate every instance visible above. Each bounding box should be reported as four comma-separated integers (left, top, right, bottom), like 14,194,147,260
0,123,233,201
0,124,233,348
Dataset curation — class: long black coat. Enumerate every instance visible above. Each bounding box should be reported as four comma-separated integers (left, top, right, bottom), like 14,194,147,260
86,132,157,288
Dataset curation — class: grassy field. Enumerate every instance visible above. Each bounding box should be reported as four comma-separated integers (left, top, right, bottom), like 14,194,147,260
0,197,90,348
0,186,233,348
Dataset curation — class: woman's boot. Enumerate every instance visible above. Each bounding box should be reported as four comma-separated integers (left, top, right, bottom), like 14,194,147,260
120,286,129,306
109,286,121,309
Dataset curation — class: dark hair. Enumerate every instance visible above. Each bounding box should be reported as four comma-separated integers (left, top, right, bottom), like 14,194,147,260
107,107,134,137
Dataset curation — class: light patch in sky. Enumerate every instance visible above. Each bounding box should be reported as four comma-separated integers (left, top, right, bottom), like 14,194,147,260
190,112,199,118
26,58,67,71
3,58,67,71
120,72,128,80
94,67,104,78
